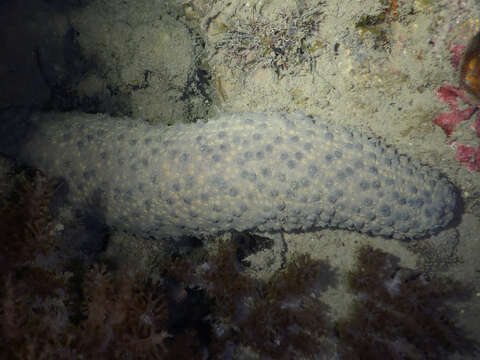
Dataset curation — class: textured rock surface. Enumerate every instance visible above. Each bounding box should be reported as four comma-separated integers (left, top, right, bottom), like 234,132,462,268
10,111,457,240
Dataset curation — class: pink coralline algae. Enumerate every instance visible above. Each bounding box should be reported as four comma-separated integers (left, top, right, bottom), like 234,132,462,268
433,85,478,137
432,37,480,172
433,83,480,172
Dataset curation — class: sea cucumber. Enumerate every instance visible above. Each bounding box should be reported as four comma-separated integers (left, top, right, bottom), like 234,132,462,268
2,111,457,240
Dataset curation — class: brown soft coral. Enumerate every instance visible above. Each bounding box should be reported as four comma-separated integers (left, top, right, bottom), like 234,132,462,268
195,236,334,359
73,264,170,359
336,245,478,360
0,169,55,272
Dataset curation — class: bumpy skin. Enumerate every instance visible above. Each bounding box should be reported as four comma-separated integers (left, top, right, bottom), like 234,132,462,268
16,111,456,240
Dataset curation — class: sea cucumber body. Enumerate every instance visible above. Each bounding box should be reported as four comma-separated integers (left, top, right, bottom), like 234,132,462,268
18,111,456,239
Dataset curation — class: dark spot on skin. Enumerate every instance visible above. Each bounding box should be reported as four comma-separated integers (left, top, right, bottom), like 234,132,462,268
253,133,262,141
142,158,148,167
308,165,318,177
274,136,283,144
379,204,391,217
354,160,363,169
334,150,342,159
280,152,289,160
151,148,159,155
304,143,312,151
295,152,303,160
218,131,227,139
244,151,253,160
124,190,133,201
287,160,296,169
328,194,338,203
262,168,271,177
212,154,221,162
256,151,264,160
77,141,84,149
200,145,212,153
180,153,190,162
408,198,424,208
144,137,152,145
265,144,273,152
290,135,299,143
83,170,95,180
129,139,137,146
359,180,369,190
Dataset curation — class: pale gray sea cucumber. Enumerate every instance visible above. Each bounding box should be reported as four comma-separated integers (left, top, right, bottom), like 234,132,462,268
2,111,457,240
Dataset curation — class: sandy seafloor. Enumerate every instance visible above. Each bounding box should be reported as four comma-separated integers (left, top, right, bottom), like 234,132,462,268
1,0,480,358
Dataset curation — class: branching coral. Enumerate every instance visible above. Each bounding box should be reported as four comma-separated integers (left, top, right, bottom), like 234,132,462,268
336,245,478,360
